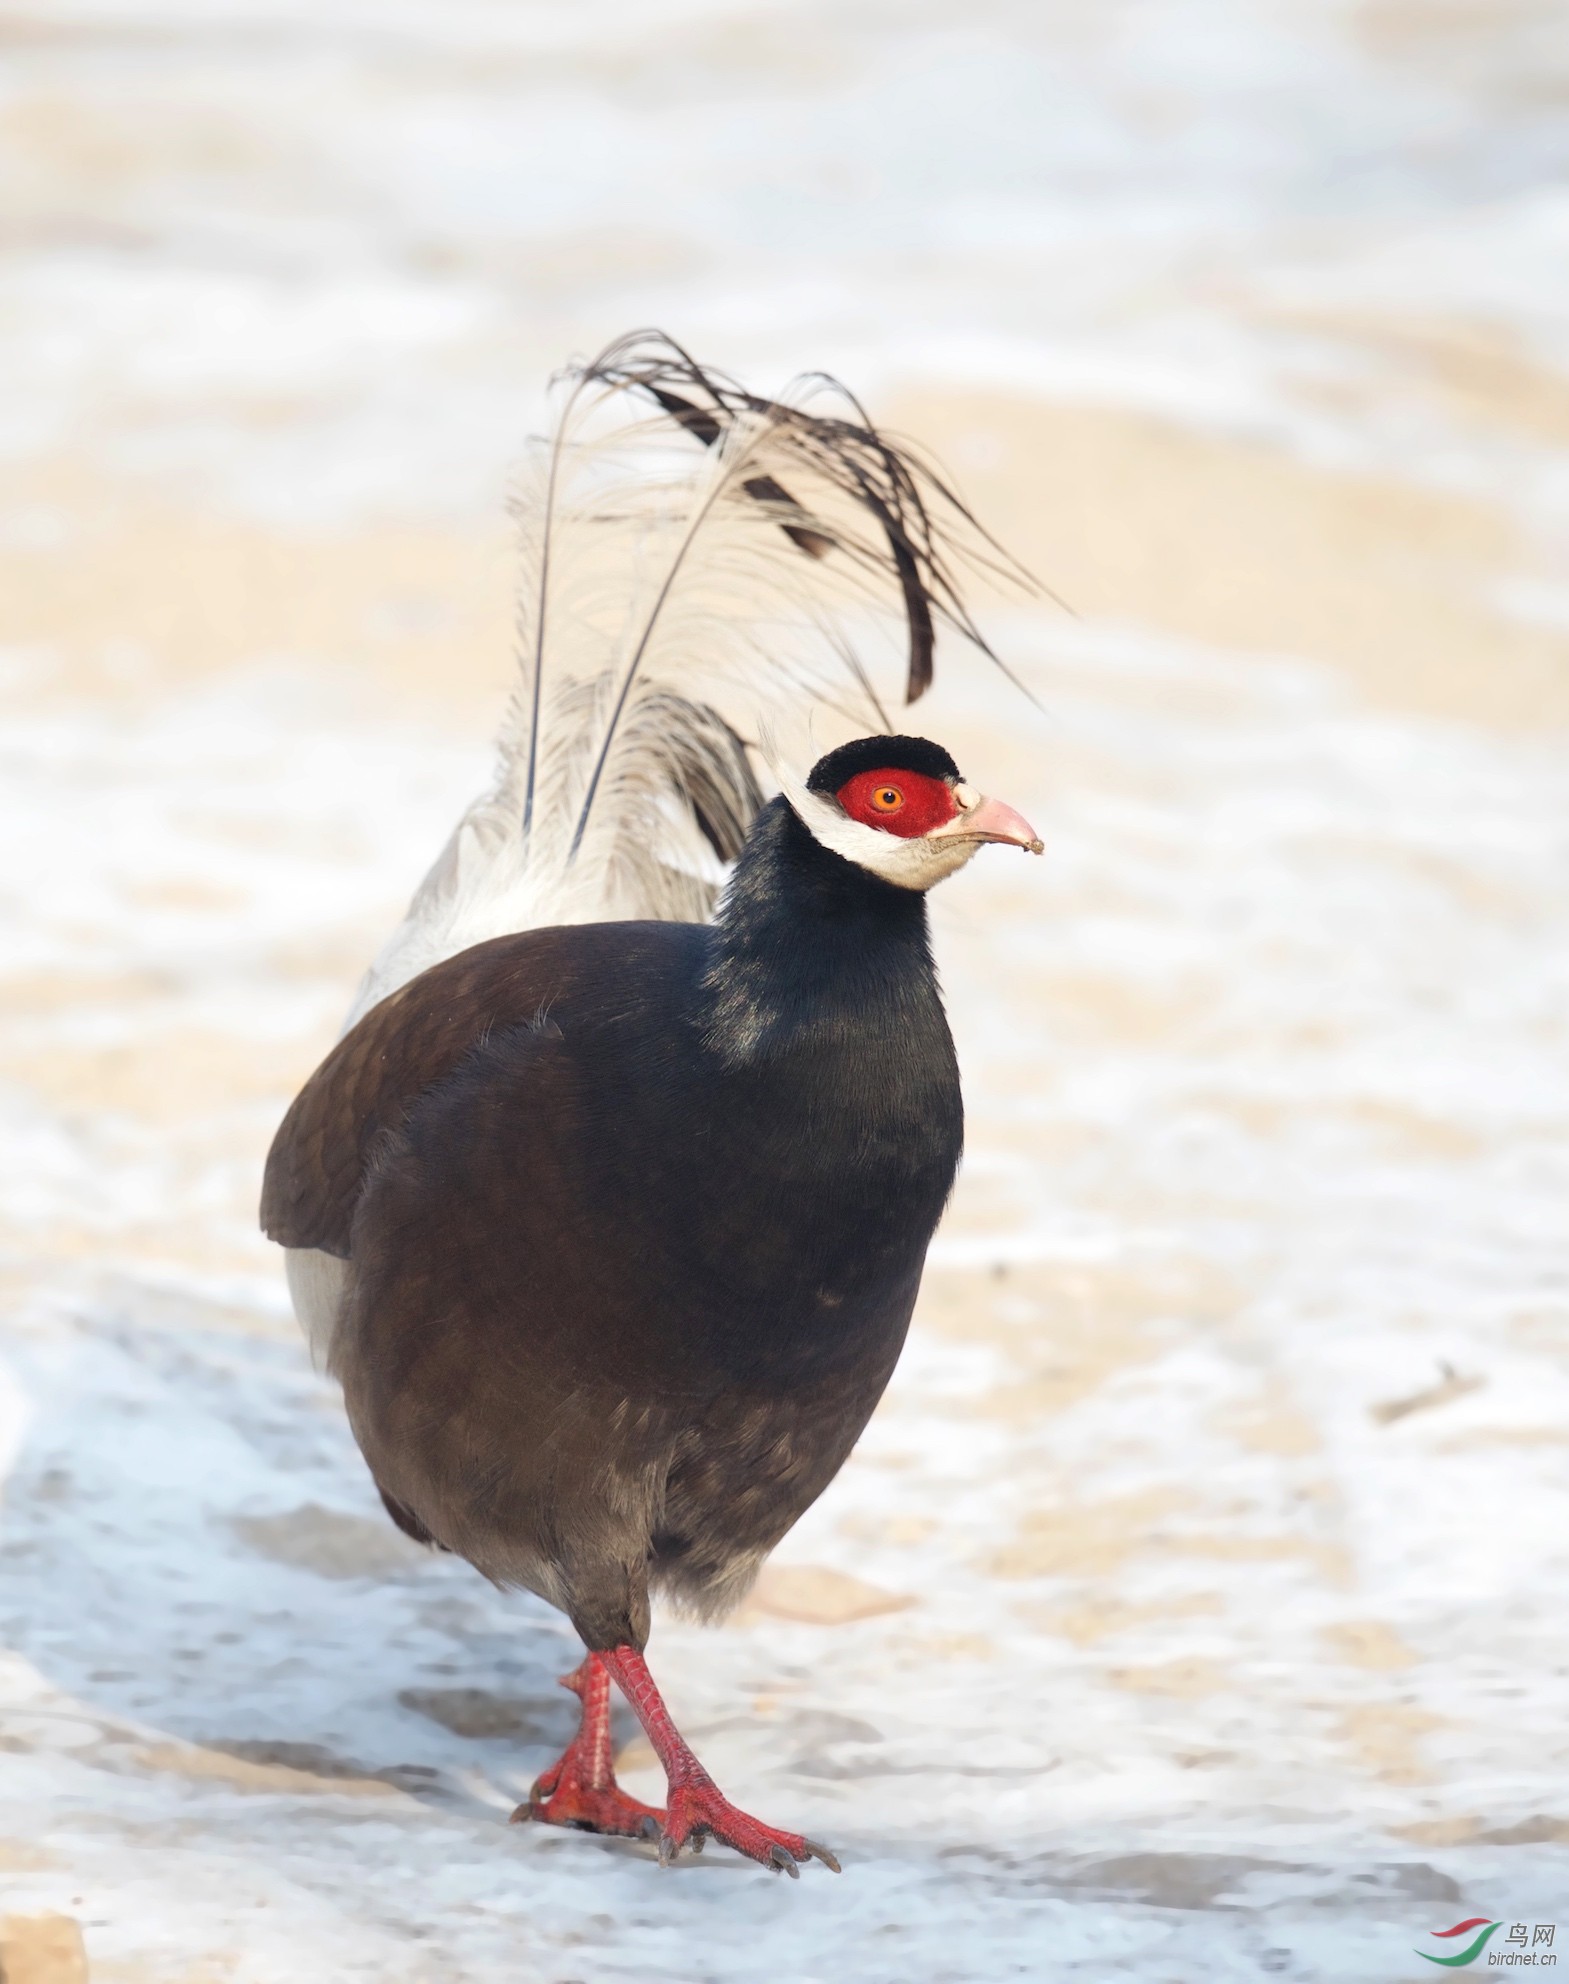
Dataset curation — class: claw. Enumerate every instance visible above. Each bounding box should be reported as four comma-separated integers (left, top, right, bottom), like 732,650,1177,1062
597,1647,836,1876
768,1843,801,1879
527,1753,666,1842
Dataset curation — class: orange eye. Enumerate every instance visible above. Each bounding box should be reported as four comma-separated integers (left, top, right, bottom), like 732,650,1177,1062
870,786,904,813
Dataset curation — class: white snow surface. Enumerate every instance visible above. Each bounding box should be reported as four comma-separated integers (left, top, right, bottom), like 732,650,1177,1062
2,3,1568,1980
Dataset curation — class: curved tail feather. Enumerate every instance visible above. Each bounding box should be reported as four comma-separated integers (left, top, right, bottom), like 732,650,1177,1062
348,330,1028,1024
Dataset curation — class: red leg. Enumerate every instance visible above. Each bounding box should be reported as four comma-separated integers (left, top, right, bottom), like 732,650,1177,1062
510,1652,665,1839
600,1645,840,1877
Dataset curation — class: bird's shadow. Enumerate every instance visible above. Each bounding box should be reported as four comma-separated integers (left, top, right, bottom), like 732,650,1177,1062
1,1285,607,1826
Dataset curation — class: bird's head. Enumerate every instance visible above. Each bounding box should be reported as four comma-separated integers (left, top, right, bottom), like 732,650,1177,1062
785,734,1043,892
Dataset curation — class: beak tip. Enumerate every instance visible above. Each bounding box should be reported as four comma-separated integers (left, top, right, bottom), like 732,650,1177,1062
931,792,1044,856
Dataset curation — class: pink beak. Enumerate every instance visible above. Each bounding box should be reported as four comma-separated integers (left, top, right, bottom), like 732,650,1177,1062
929,789,1044,855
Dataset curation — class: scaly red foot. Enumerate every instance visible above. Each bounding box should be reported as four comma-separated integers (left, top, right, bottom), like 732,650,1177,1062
510,1652,665,1840
520,1757,664,1838
659,1776,840,1877
600,1644,840,1877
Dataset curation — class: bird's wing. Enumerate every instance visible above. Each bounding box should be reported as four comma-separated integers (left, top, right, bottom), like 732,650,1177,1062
261,930,574,1257
345,330,1031,1026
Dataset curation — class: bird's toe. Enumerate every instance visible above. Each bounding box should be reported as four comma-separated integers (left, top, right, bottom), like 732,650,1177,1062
658,1781,835,1876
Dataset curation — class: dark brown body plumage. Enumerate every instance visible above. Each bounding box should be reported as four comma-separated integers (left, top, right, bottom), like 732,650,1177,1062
262,798,964,1652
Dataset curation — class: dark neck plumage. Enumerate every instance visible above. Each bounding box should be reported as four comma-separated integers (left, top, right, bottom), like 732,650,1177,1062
700,797,942,1070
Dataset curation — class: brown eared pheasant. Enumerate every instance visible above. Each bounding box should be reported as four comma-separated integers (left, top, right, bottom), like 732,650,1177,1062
261,332,1042,1876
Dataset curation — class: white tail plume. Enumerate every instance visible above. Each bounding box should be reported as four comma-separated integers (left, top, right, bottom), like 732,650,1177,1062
347,330,1029,1024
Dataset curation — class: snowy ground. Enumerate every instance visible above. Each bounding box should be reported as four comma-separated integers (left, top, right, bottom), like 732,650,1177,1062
2,4,1568,1981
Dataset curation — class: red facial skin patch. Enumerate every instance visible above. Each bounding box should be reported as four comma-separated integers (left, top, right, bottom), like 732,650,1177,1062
835,767,960,838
